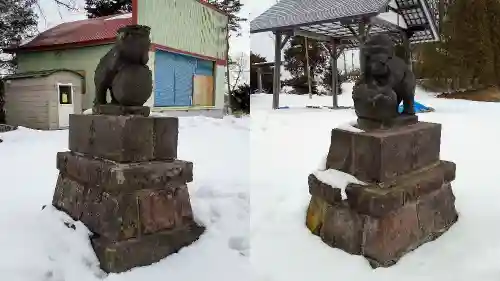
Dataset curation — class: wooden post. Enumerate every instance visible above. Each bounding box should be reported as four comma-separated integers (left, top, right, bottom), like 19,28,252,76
305,37,312,99
401,30,415,109
358,22,367,81
351,52,354,72
402,31,413,71
273,31,282,109
343,50,347,75
257,67,263,92
331,40,338,108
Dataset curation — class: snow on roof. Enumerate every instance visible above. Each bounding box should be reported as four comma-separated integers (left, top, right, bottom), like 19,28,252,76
105,13,132,21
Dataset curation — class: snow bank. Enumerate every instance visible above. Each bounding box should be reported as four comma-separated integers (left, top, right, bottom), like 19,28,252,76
0,116,255,281
4,81,500,280
250,85,500,281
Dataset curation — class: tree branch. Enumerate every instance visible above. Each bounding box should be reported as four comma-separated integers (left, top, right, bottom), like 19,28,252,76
52,0,78,11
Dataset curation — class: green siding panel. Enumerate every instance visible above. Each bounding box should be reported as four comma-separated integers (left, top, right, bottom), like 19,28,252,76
16,45,112,110
138,0,227,60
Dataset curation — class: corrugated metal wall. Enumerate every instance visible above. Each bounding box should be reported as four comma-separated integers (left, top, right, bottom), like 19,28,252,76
137,0,227,60
15,45,112,110
154,50,215,107
154,51,176,106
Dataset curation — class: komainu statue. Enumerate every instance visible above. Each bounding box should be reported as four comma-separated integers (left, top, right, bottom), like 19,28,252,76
93,25,153,107
353,33,416,126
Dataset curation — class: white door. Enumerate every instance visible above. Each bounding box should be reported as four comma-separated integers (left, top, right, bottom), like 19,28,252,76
57,83,74,128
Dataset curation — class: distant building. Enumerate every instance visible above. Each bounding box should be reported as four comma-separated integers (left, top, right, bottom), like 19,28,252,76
4,0,228,120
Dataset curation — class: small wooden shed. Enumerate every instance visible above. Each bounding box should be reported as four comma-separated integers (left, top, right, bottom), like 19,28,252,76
4,69,85,130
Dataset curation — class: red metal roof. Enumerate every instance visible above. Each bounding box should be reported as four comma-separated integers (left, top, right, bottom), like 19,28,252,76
9,14,132,52
4,0,227,54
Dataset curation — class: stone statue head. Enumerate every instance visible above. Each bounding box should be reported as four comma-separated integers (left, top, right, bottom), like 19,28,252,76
116,25,151,65
363,34,395,79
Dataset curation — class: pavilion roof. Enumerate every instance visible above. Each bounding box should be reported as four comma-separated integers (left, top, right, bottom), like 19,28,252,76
250,0,440,48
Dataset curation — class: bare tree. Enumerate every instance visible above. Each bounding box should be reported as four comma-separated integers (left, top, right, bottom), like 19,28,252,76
229,53,248,92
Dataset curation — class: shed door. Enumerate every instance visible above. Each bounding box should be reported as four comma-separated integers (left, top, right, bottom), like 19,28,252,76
57,83,74,128
154,50,209,107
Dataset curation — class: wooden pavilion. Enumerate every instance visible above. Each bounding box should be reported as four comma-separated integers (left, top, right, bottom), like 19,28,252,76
250,0,443,109
252,62,275,93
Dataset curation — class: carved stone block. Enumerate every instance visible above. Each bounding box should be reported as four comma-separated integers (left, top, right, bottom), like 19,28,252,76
69,114,178,162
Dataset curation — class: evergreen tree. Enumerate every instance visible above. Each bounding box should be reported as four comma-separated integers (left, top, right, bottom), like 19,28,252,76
283,36,327,94
0,79,5,123
321,59,343,95
484,0,500,83
445,0,494,86
415,0,500,90
229,83,250,114
84,0,132,18
0,0,37,71
0,0,35,122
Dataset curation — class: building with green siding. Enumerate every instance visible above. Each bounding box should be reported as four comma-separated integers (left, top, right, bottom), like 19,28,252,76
5,0,228,118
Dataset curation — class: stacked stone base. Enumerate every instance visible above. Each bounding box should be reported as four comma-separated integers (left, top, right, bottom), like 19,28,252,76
306,121,458,268
52,113,204,273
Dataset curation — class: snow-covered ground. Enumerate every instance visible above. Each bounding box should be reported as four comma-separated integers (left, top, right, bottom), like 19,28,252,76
0,117,255,281
250,83,500,281
2,83,500,280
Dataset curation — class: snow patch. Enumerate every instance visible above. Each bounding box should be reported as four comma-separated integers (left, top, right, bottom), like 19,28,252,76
105,13,132,20
317,154,327,170
336,120,364,133
0,115,255,281
313,169,366,200
281,86,294,94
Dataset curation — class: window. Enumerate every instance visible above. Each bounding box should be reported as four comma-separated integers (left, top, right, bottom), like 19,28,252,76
58,84,73,105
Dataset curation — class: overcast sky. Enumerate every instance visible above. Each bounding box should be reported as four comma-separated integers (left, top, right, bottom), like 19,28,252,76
36,0,86,32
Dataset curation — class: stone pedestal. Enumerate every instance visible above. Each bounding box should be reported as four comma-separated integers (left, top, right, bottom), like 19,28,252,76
52,114,204,273
92,104,150,117
306,121,458,268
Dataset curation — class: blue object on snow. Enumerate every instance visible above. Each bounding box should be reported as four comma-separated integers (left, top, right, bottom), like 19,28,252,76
278,106,290,109
398,100,432,113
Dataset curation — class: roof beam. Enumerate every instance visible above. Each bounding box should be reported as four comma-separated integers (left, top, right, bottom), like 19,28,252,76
374,11,407,29
418,0,439,41
252,62,275,67
370,16,405,32
407,24,428,32
281,34,291,49
388,4,420,13
293,29,333,42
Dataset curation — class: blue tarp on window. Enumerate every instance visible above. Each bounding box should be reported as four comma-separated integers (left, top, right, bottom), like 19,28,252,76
154,50,214,107
398,100,434,113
